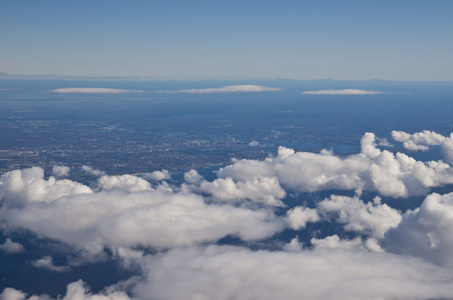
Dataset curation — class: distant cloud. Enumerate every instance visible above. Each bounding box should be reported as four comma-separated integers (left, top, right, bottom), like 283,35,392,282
50,88,144,94
158,85,282,94
31,256,71,272
302,89,384,95
52,165,70,177
0,238,25,254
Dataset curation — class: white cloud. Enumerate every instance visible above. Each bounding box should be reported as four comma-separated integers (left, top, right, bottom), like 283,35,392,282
392,130,446,151
31,256,71,273
0,238,25,254
50,88,144,94
0,169,284,250
217,132,453,198
318,195,402,238
286,206,320,230
302,89,384,95
52,165,70,178
0,280,133,300
141,169,171,181
129,246,453,300
382,192,453,266
157,85,282,94
195,175,286,207
249,141,259,147
81,165,106,177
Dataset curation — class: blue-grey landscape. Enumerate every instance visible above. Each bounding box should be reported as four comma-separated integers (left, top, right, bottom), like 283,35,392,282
2,1,453,299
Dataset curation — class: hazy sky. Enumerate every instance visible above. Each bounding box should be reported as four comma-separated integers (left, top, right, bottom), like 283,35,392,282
1,0,452,80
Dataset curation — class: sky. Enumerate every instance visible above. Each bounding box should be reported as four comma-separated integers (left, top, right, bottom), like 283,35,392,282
1,0,452,81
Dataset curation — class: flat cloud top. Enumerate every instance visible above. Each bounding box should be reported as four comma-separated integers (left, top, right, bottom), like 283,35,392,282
158,85,282,94
302,89,384,95
50,88,144,94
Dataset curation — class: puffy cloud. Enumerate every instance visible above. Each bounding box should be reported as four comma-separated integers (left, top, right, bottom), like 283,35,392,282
302,89,384,95
249,141,259,147
196,175,286,207
130,245,453,300
31,256,71,273
441,134,453,165
0,238,25,254
0,169,284,251
141,169,171,181
286,206,320,230
50,88,144,94
96,175,153,192
392,130,446,151
318,195,402,238
382,192,453,266
0,167,92,207
81,165,106,177
217,132,453,198
310,235,383,252
52,166,70,178
157,85,282,94
1,280,133,300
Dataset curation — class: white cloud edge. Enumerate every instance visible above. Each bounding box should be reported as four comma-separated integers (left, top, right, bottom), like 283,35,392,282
157,85,283,94
302,89,385,95
50,88,145,94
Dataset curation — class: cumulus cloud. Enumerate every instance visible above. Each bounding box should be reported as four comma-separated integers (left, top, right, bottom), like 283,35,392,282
0,238,25,254
249,141,259,147
318,195,402,238
52,165,70,178
302,89,384,95
50,88,144,94
157,85,282,94
141,169,171,181
1,280,133,300
392,130,446,151
31,256,71,273
193,174,287,207
286,206,320,230
81,165,106,177
129,245,453,300
217,132,453,198
382,192,453,266
0,169,284,251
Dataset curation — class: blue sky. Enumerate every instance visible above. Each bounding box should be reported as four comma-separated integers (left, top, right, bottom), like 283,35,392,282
1,0,452,80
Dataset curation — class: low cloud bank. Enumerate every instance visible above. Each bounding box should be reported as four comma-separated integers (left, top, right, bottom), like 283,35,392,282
50,88,144,94
157,85,282,94
302,89,384,95
2,129,453,299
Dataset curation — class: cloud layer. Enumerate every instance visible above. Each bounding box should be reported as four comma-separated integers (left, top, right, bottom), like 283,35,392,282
2,129,453,300
157,85,282,93
50,88,144,94
302,89,384,95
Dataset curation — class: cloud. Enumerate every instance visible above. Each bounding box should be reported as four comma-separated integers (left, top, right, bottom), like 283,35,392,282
81,165,106,177
129,246,453,300
190,173,287,207
249,141,259,147
0,238,25,254
318,195,402,238
0,168,284,251
392,130,447,151
382,191,453,266
0,280,133,300
52,165,70,178
50,88,144,94
286,206,320,230
217,132,453,198
157,85,282,94
31,256,71,273
141,169,171,181
302,89,384,95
